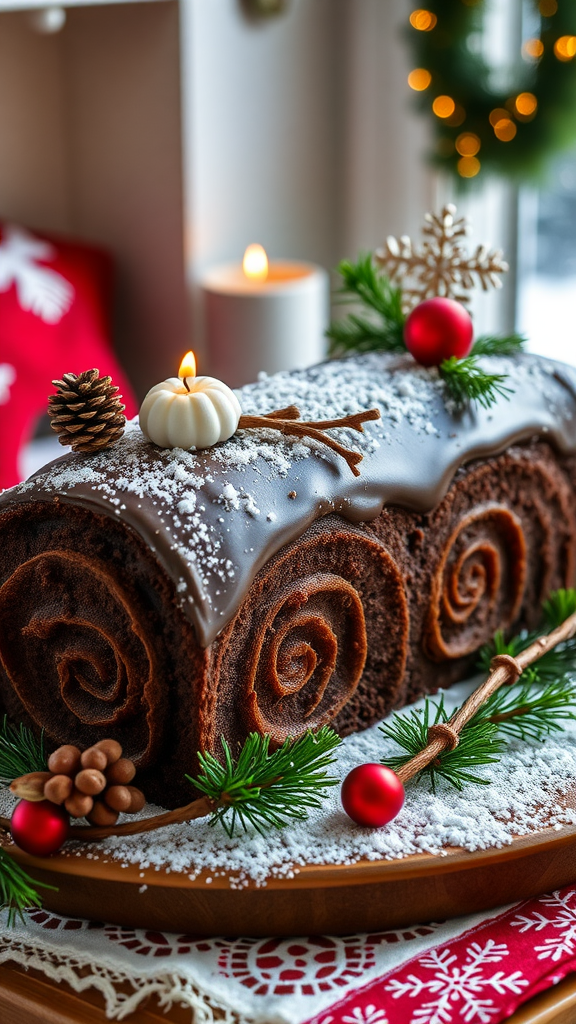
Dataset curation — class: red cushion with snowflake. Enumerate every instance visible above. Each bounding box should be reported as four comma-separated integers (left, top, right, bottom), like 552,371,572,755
0,223,137,490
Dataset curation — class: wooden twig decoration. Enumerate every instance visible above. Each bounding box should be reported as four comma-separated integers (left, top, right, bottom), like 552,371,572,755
238,405,381,477
394,610,576,784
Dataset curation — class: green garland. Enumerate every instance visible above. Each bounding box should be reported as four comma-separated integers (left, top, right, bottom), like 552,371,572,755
406,0,576,181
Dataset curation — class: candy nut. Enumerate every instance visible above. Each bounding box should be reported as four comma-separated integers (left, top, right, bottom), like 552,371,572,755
80,747,108,771
127,786,146,813
9,771,51,802
93,739,122,765
75,768,107,796
86,801,119,827
104,785,132,812
65,791,94,818
48,745,81,775
106,758,136,785
44,774,74,805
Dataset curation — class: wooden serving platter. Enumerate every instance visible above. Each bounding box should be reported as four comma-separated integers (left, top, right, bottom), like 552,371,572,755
5,822,576,937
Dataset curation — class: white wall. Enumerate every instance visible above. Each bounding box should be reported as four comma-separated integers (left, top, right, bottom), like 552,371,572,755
0,1,187,398
0,0,459,387
62,1,188,395
0,13,70,232
180,0,438,368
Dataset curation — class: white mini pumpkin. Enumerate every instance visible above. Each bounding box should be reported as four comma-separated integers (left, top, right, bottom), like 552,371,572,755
139,376,242,450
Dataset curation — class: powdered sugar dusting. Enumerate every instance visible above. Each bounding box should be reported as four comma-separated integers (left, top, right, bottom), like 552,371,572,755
0,680,565,888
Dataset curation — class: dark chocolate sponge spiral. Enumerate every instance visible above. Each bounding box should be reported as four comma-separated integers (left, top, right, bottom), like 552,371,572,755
2,353,576,805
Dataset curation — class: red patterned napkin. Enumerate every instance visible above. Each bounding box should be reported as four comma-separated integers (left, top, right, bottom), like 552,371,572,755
306,885,576,1024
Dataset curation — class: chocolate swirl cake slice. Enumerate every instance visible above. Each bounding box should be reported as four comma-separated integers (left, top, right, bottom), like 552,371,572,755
1,352,576,806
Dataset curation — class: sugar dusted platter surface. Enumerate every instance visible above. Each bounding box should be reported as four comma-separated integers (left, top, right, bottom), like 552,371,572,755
3,681,576,876
3,678,576,935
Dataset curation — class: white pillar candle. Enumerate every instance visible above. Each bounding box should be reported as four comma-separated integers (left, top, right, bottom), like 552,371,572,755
202,245,329,388
139,352,242,450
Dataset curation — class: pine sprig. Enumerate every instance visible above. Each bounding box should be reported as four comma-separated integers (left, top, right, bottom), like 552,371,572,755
327,256,405,356
478,589,576,686
381,695,503,793
543,588,576,629
382,588,576,792
0,847,54,926
188,727,341,837
472,334,526,357
0,718,46,786
439,355,513,410
476,677,576,744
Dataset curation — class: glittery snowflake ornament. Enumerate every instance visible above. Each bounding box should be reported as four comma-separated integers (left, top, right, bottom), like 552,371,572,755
375,204,508,311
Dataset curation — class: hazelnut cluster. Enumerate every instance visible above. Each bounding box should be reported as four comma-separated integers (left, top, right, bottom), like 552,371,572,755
11,739,145,826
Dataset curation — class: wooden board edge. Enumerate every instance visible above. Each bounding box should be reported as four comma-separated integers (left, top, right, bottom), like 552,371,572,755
4,822,576,891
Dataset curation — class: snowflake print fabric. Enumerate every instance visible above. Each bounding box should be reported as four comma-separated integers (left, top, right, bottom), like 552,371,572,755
0,225,75,324
0,222,137,490
306,886,576,1024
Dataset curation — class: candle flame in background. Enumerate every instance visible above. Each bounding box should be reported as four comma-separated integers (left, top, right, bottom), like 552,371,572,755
178,351,197,379
243,244,269,282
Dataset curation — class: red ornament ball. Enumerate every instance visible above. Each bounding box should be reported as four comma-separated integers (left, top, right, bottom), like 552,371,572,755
11,799,69,857
404,297,474,367
341,763,405,828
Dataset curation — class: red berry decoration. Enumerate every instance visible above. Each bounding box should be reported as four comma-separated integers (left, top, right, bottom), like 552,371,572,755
11,799,69,857
404,297,474,367
341,763,405,828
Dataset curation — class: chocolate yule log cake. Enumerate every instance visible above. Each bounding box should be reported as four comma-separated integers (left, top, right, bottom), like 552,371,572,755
1,350,576,807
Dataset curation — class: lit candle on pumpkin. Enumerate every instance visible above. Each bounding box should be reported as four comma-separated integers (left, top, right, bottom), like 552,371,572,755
139,351,242,450
202,244,329,388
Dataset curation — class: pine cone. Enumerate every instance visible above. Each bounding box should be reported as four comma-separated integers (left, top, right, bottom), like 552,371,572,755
48,369,126,454
10,740,146,826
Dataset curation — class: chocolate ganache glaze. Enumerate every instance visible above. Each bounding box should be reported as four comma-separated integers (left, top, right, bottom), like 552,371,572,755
3,351,576,650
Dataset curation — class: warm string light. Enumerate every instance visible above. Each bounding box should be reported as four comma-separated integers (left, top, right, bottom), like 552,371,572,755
554,35,576,61
515,92,538,119
539,0,557,15
522,38,544,60
455,132,480,157
432,95,455,118
493,118,517,142
408,68,431,91
409,9,436,31
407,0,574,182
457,156,481,178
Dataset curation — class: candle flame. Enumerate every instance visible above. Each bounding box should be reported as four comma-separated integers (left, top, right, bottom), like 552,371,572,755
178,351,196,379
243,243,269,282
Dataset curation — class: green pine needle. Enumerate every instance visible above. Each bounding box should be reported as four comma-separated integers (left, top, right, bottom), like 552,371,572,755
187,727,341,837
543,588,576,629
0,717,46,786
0,848,54,926
478,588,576,687
477,627,576,687
439,355,513,410
472,333,526,357
0,718,52,923
327,255,406,356
476,676,576,744
380,695,503,793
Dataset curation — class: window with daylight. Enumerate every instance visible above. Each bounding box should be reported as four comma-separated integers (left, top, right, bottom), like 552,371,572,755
518,148,576,365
